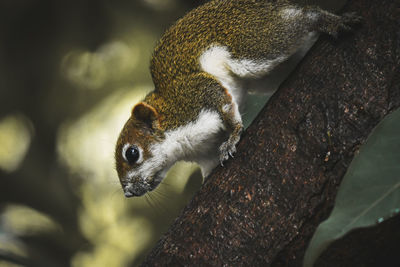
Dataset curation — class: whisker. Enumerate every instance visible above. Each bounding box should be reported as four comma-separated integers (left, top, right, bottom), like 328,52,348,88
144,194,160,217
160,181,172,187
153,189,171,200
147,192,164,215
151,191,172,214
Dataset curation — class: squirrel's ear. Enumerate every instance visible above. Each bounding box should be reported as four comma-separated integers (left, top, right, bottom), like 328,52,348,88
132,102,159,128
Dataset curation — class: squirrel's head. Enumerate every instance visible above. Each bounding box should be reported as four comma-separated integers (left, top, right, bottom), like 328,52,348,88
115,102,167,197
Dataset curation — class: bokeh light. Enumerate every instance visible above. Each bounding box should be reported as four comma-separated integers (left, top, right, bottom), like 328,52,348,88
57,87,149,183
56,86,202,265
1,205,60,237
61,41,140,90
0,1,273,266
141,0,177,10
0,114,33,173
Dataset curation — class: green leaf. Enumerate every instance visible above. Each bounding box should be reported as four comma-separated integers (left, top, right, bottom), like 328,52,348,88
303,108,400,267
242,94,271,129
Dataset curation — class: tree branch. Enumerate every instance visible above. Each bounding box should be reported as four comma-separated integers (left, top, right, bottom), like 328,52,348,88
140,0,400,265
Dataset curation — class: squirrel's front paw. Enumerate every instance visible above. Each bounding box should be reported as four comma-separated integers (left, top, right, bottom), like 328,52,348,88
219,137,239,166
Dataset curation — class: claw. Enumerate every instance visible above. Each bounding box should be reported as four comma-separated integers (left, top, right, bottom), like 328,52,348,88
219,139,238,166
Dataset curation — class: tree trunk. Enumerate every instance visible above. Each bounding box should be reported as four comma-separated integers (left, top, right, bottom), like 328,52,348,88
140,0,400,265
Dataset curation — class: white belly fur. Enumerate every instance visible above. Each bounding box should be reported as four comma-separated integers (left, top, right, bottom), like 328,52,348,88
199,45,287,109
198,31,318,108
143,109,225,178
180,34,318,176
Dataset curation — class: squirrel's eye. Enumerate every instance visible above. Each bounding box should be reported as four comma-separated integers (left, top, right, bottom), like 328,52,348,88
125,145,140,165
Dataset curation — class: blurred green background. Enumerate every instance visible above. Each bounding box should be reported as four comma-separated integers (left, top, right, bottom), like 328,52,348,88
0,1,210,266
0,0,343,266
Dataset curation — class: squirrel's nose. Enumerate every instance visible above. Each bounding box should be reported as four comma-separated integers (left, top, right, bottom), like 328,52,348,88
123,183,135,198
124,189,134,198
123,183,147,197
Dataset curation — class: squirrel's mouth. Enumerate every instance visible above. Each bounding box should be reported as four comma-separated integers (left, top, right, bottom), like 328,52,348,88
123,183,147,197
123,171,165,198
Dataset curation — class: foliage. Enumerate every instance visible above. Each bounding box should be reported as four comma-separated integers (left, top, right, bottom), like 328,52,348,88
0,1,204,266
304,108,400,267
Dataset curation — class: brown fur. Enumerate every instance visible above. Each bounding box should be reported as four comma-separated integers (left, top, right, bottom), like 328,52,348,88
115,0,361,195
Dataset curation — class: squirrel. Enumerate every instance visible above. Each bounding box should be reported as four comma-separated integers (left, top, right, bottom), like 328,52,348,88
115,0,360,197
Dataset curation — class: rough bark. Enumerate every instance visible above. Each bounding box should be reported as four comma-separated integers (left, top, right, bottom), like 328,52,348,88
140,0,400,265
